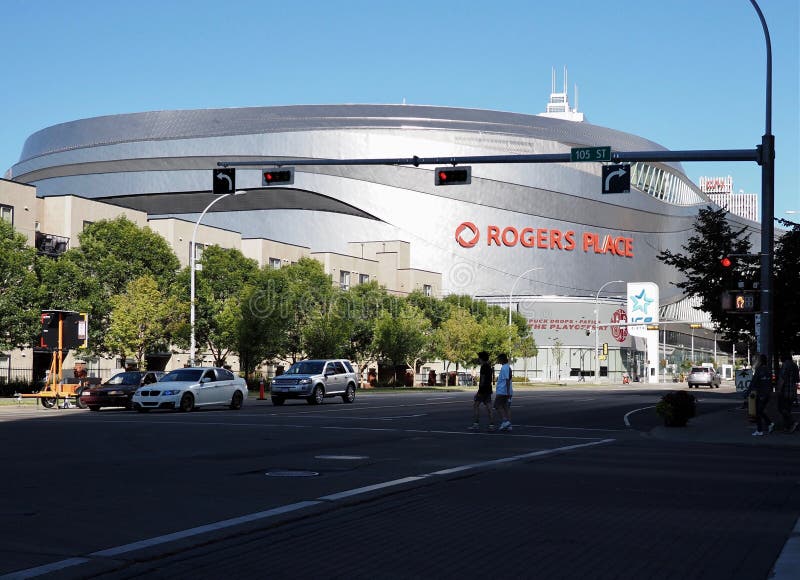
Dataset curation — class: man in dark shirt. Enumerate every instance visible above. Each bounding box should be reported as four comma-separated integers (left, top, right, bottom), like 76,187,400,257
469,351,495,432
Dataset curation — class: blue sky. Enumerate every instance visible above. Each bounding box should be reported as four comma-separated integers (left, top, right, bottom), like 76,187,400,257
1,0,797,219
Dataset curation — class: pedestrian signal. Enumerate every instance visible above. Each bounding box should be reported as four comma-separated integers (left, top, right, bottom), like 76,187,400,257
721,290,759,313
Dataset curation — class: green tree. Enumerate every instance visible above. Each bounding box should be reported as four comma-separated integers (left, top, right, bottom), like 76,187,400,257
433,307,482,371
407,289,451,329
774,218,800,352
194,245,259,366
235,268,291,379
106,275,183,369
38,217,180,355
0,220,40,349
281,258,336,363
302,301,352,359
478,314,518,361
657,206,756,343
372,303,431,383
513,331,538,379
340,281,391,376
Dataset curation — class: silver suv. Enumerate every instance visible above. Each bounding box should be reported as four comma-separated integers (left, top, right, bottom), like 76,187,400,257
270,359,358,405
687,366,721,389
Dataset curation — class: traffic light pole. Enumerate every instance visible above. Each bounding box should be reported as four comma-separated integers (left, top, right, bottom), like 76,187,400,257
751,0,774,369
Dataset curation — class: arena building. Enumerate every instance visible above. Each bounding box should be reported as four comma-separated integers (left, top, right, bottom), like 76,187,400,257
4,101,762,382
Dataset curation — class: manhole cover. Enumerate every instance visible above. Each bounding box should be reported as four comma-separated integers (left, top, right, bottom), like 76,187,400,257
265,470,320,477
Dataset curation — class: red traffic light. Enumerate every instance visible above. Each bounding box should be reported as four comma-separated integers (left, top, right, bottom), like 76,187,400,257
261,167,294,186
720,257,732,268
434,166,471,186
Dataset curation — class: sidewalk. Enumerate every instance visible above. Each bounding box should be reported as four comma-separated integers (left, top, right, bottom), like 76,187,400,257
650,398,800,447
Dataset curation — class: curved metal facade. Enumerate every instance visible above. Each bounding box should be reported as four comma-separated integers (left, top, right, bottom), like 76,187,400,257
10,104,747,303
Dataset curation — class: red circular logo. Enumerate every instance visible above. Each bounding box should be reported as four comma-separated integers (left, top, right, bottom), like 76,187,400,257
610,308,628,343
455,222,480,248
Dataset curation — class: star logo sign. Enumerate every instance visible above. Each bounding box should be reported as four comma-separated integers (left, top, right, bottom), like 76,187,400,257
630,289,654,314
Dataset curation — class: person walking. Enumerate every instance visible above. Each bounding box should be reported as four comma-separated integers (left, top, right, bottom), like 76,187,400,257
494,353,513,432
469,351,495,431
777,353,799,433
751,354,774,436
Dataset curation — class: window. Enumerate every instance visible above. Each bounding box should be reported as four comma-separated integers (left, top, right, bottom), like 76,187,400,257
191,242,207,266
82,220,94,230
423,284,433,297
0,204,12,225
269,257,282,270
359,273,370,285
340,270,350,290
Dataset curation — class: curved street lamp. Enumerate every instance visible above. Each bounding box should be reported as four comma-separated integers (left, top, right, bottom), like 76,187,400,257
189,191,246,366
508,267,544,326
594,280,625,383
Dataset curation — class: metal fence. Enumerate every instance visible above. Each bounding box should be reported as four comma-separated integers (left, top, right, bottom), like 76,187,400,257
0,367,119,387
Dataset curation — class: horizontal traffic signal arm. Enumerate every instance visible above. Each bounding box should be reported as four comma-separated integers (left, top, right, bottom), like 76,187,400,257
217,148,759,169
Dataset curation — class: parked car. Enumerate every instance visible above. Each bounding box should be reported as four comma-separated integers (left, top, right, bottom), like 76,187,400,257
687,366,721,389
270,359,358,405
131,367,247,412
80,370,165,411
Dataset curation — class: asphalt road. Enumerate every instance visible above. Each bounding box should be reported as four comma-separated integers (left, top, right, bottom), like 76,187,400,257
1,385,797,579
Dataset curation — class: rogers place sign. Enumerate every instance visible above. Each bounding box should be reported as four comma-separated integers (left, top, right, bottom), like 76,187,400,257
455,222,634,258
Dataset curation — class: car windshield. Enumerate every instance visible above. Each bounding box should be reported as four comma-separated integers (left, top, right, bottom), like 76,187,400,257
161,369,204,382
285,361,325,375
105,372,143,385
690,367,708,373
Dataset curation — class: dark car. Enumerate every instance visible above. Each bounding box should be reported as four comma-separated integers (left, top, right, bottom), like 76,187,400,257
80,370,165,411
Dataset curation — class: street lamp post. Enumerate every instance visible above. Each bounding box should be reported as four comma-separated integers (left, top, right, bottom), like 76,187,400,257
594,280,624,383
189,191,246,366
508,267,544,326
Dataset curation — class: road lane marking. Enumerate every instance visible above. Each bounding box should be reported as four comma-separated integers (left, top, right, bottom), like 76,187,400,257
91,501,322,558
2,435,615,579
624,405,656,427
0,557,90,579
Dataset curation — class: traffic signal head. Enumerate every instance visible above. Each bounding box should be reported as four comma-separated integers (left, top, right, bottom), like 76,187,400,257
262,167,294,186
720,256,733,268
435,166,471,186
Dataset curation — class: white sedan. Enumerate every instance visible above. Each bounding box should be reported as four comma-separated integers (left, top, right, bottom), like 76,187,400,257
132,367,247,412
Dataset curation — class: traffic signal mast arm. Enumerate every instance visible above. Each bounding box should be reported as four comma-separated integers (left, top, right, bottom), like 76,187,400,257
217,148,759,169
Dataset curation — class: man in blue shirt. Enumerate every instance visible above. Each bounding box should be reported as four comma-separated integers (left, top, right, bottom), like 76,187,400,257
494,353,513,432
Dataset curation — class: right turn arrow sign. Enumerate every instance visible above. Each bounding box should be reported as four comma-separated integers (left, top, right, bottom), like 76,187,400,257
602,164,631,194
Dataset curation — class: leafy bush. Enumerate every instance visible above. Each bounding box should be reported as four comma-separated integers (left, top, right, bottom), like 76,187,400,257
656,390,697,427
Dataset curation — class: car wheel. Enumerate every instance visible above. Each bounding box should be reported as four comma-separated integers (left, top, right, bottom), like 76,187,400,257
271,396,285,406
342,384,356,404
41,397,56,408
179,393,195,412
307,385,324,405
74,388,88,409
230,390,244,410
88,405,101,412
